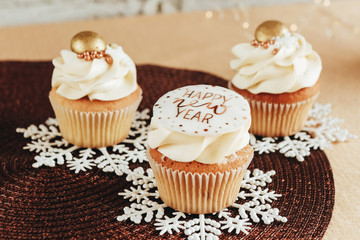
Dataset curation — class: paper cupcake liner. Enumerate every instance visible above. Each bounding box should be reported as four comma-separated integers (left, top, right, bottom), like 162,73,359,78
49,95,142,148
246,94,318,137
147,149,252,214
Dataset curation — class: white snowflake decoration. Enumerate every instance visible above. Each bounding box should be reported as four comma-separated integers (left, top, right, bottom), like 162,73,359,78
16,109,151,174
67,148,96,173
250,103,357,162
117,167,287,239
16,102,355,239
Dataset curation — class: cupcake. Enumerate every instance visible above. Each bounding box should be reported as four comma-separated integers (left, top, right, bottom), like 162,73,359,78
147,85,254,214
230,20,322,137
49,31,142,148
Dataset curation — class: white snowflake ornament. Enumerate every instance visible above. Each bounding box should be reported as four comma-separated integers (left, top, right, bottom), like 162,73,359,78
16,109,150,174
183,215,222,240
218,210,252,235
16,102,352,239
250,135,277,154
117,168,287,239
154,212,186,235
277,136,310,162
67,148,96,173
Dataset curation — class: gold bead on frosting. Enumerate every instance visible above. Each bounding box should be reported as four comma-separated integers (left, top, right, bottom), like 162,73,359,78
70,31,107,54
255,20,289,42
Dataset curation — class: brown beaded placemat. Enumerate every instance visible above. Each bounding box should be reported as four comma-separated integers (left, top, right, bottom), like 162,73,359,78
0,62,334,239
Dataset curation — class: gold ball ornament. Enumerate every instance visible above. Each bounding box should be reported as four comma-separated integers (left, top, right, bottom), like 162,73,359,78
70,31,107,54
255,20,290,42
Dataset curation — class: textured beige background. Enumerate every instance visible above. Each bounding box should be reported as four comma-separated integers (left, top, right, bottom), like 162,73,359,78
0,0,313,27
1,1,359,239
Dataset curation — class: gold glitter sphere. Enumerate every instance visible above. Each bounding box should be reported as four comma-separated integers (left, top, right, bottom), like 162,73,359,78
254,20,289,42
70,31,106,54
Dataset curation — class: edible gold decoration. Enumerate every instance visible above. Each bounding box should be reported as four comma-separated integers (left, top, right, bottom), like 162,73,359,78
273,48,279,55
70,31,106,54
105,55,113,64
255,20,289,42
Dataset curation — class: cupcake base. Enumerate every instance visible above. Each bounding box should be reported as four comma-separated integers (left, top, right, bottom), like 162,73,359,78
247,95,318,136
49,89,142,148
229,81,320,137
147,146,253,214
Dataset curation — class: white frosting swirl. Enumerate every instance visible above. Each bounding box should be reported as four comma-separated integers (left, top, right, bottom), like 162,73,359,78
148,118,250,164
147,85,251,164
230,33,322,94
52,44,137,101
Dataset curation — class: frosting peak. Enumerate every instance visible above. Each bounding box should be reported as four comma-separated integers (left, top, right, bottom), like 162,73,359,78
52,44,137,101
148,85,251,164
230,33,322,94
